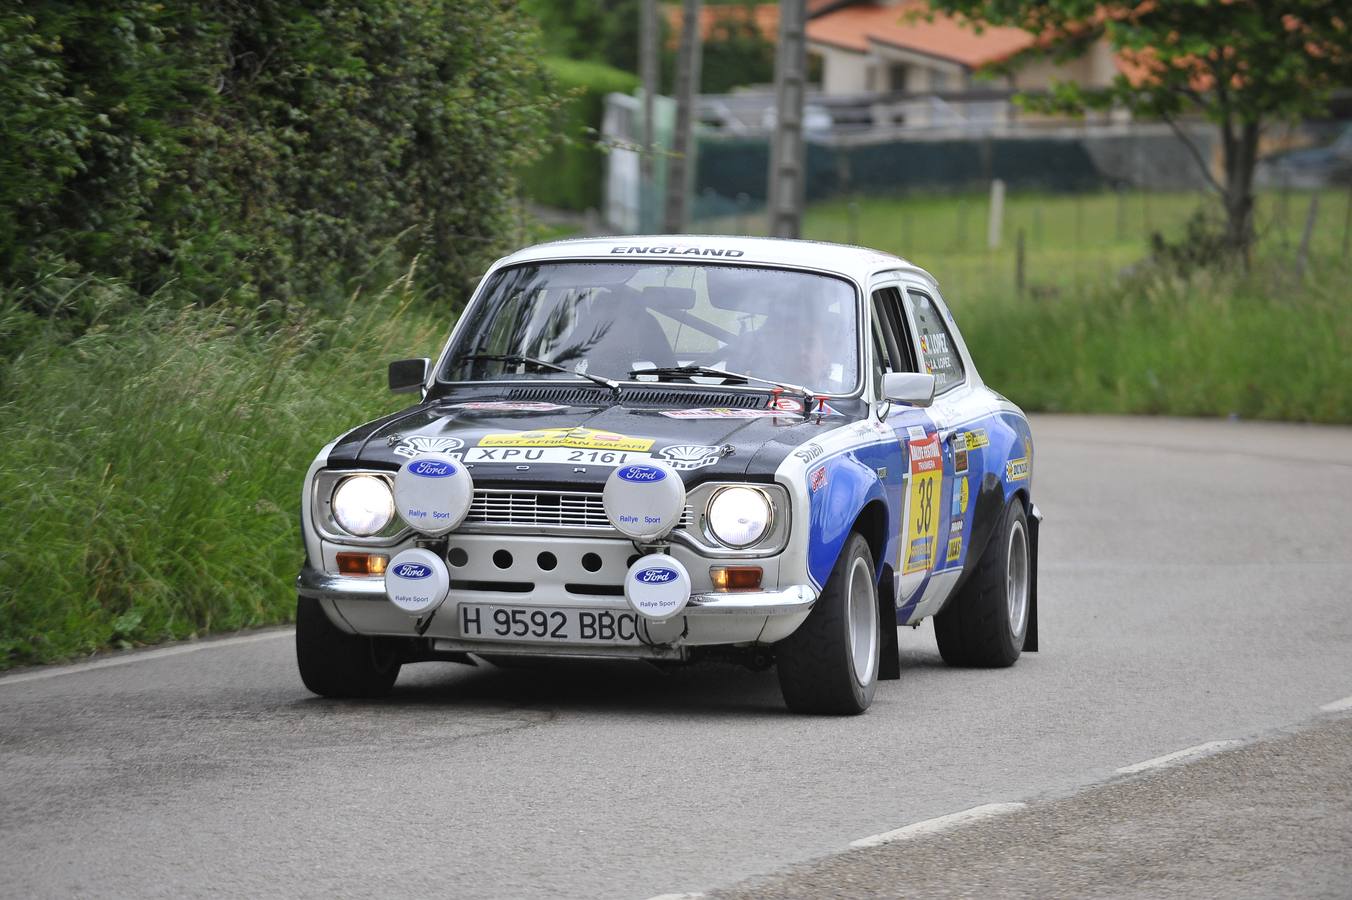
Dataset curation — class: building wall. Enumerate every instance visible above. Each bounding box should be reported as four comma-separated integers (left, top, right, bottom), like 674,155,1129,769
814,44,874,94
1010,38,1117,92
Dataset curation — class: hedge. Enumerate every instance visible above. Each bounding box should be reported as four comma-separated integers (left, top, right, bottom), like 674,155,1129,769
522,57,638,213
0,2,554,312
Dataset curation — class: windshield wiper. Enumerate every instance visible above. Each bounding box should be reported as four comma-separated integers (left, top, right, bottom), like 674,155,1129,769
628,365,816,414
461,353,620,396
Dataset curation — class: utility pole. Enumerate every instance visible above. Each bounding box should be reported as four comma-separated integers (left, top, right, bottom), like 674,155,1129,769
663,0,702,234
768,0,808,238
639,0,658,233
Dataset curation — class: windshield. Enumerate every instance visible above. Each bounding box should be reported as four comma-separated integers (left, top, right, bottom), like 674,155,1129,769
441,262,860,394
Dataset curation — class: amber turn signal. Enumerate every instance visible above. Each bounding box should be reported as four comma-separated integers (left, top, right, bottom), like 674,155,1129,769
709,565,762,591
336,552,389,576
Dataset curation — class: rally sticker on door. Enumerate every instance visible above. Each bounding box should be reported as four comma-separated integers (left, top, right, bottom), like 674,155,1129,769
903,433,943,575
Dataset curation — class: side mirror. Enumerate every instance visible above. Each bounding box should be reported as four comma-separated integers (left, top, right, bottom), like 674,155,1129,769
388,358,429,394
882,372,936,407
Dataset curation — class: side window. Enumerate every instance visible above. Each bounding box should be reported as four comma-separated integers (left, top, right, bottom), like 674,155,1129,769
907,290,965,392
870,287,917,375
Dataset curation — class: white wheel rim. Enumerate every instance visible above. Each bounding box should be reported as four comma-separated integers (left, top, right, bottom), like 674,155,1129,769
1006,518,1029,640
845,556,878,688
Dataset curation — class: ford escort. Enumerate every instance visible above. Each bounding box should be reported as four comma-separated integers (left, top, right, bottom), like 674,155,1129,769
296,236,1040,714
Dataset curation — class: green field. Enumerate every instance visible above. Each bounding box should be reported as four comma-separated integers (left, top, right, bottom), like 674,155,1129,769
701,188,1352,298
696,188,1352,423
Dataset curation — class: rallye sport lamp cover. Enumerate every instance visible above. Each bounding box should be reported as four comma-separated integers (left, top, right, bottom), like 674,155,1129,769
384,548,451,616
602,460,686,542
392,453,474,536
625,553,692,620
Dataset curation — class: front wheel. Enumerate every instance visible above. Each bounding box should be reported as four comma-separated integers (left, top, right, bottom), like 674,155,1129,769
776,533,880,715
934,499,1029,667
296,596,401,698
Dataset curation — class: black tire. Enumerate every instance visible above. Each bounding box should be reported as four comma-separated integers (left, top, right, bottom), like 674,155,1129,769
296,596,401,698
776,533,880,715
935,499,1030,667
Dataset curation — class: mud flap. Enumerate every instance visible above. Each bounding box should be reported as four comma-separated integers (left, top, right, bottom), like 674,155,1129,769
1023,503,1041,652
878,566,901,679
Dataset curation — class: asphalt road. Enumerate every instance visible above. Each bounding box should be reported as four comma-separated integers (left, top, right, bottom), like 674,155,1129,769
3,415,1351,899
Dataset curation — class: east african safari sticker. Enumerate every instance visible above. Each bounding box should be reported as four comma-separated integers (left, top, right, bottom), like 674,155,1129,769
903,434,943,575
478,427,654,452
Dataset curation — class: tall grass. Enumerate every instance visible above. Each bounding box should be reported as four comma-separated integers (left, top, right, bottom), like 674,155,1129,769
958,268,1352,423
0,275,449,668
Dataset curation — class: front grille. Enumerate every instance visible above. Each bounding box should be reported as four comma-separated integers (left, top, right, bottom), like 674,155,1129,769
463,489,693,531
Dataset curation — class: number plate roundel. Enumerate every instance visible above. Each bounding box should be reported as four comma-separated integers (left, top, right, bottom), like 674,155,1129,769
384,548,451,617
393,453,474,536
624,553,692,620
603,460,686,542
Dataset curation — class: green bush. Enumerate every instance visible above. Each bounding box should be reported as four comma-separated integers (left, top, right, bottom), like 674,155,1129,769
0,273,448,668
1,1,553,311
522,57,638,212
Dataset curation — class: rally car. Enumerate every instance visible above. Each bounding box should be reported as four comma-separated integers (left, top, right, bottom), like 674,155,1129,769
296,236,1040,714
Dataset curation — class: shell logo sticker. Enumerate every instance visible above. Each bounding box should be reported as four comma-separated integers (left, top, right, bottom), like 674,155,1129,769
659,444,721,470
392,436,464,459
478,427,654,452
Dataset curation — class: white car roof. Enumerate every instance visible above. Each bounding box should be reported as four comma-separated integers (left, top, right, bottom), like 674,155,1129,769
493,235,934,286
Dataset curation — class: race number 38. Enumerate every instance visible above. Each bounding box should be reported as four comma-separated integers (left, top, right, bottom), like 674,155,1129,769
904,433,943,574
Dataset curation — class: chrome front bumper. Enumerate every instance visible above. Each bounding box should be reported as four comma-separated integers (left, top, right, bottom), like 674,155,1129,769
296,565,816,649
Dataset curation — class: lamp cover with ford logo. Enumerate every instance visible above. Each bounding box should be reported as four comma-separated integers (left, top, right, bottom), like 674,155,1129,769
624,553,691,619
392,452,474,535
384,548,451,616
602,460,686,542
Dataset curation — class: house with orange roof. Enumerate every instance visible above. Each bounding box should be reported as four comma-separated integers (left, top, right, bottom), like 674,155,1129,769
805,0,1122,97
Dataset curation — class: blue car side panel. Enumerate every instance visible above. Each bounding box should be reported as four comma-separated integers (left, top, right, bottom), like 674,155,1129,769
805,441,897,590
799,405,1032,622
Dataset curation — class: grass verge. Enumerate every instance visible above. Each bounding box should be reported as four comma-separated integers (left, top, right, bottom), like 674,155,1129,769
958,268,1352,423
0,279,447,668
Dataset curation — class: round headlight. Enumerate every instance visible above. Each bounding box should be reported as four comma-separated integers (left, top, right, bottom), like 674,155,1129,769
332,475,395,537
707,486,771,548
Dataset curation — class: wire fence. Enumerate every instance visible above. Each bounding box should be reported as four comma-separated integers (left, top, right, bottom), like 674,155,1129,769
687,180,1352,303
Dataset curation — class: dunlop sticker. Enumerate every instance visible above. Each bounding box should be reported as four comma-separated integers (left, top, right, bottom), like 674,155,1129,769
1005,436,1032,482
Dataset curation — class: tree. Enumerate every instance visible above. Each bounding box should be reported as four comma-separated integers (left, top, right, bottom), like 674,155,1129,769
926,0,1352,261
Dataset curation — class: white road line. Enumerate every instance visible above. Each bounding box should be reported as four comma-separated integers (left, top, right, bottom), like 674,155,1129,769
1115,740,1240,775
0,629,294,687
644,894,704,900
849,803,1027,849
1319,694,1352,713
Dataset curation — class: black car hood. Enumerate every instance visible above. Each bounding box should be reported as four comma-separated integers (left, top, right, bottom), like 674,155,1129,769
327,389,864,488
